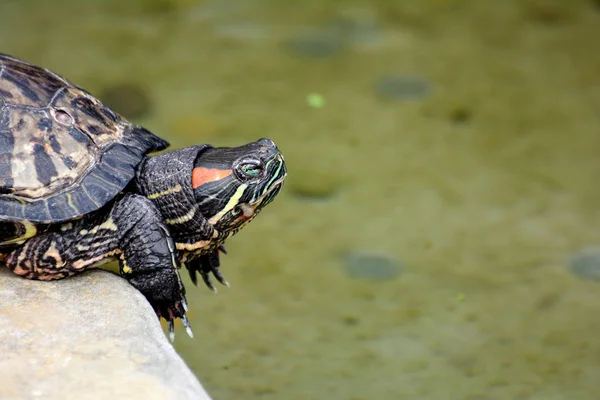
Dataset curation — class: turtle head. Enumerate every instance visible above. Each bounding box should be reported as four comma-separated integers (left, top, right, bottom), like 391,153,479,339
192,138,287,237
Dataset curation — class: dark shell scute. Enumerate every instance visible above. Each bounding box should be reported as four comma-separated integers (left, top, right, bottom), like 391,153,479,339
102,143,141,170
0,170,12,192
37,117,53,131
81,177,113,208
68,126,90,143
72,97,104,122
0,53,170,224
48,134,62,154
65,95,123,139
0,110,14,192
0,88,12,99
87,125,102,135
63,156,76,170
4,61,65,105
14,118,25,131
32,143,59,186
100,106,118,123
46,197,71,221
0,126,13,150
46,193,79,221
89,163,125,191
25,198,51,222
0,197,24,219
2,68,40,103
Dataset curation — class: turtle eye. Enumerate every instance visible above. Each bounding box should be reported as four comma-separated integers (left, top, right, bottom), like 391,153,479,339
240,162,262,178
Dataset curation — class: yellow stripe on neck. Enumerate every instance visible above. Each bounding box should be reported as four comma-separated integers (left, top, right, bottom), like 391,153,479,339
147,185,182,199
209,184,247,225
165,207,197,225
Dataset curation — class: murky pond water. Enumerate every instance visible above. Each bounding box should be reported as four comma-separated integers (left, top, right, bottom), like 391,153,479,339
2,0,600,398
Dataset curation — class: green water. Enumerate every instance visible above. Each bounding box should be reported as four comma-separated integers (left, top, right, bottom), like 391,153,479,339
2,0,600,398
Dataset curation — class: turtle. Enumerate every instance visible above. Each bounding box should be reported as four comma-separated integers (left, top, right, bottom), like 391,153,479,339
0,53,287,340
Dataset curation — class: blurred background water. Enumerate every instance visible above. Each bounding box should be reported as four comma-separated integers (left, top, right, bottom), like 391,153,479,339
2,0,600,399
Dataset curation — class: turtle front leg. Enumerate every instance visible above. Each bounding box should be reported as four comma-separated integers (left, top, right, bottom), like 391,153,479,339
104,193,193,340
6,193,193,340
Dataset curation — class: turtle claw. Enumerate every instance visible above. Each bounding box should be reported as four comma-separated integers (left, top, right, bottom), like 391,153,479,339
164,314,193,342
154,296,191,342
200,269,217,292
185,248,229,291
212,268,229,287
168,320,175,342
182,315,194,338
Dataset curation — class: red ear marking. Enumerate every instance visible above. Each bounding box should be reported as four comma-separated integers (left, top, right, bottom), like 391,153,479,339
192,167,232,189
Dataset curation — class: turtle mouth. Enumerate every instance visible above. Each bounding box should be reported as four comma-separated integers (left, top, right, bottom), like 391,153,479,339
249,176,285,208
237,178,285,222
256,154,286,203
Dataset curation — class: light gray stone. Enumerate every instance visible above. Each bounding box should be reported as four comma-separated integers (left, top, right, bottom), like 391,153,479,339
0,269,212,400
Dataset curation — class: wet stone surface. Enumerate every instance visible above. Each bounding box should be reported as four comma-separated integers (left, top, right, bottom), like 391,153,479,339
343,251,402,281
0,269,212,400
569,247,600,281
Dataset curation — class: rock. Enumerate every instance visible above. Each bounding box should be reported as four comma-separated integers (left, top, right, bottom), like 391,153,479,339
0,269,212,400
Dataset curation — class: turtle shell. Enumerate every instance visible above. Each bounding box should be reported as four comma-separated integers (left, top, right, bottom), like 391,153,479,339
0,53,169,223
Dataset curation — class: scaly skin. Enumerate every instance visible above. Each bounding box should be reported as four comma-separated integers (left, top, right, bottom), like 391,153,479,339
0,52,288,341
5,193,192,335
3,139,287,340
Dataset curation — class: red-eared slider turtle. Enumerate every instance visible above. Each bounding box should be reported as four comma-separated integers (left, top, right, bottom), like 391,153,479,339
0,53,287,340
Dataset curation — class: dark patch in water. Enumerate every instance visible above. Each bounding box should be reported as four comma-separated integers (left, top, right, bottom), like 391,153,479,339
100,83,152,120
341,316,360,326
289,176,338,202
374,75,431,101
283,34,346,59
569,247,600,281
343,251,401,281
449,107,472,124
291,187,336,202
